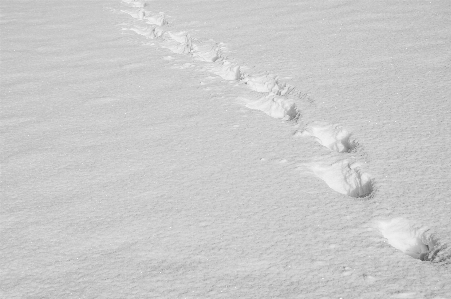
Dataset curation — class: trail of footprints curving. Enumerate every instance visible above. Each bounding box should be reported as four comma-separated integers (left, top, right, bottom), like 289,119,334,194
115,0,449,263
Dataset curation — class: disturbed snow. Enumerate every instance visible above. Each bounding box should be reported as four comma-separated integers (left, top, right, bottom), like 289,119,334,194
2,0,451,298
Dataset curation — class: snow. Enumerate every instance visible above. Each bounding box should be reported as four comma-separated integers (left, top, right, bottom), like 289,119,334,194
241,94,298,121
1,0,451,298
297,121,354,153
299,157,373,198
377,218,439,261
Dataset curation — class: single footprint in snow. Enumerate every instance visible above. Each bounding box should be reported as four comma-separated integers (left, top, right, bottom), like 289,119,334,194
121,8,151,19
239,94,299,121
120,8,146,19
296,121,355,153
192,40,223,62
124,25,164,39
242,73,292,95
212,61,241,81
145,12,168,26
163,32,193,54
300,157,373,198
376,217,446,262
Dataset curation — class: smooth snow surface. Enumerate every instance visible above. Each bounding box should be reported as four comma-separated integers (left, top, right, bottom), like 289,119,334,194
2,0,451,298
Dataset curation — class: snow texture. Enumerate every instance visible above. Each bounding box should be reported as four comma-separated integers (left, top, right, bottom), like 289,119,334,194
2,0,451,298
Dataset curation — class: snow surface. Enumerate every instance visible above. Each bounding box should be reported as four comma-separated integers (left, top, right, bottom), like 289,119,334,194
1,0,451,298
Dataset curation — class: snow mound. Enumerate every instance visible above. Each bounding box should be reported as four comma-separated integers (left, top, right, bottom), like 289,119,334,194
303,158,373,198
377,218,440,261
243,74,291,95
298,121,354,153
214,61,241,81
243,95,298,120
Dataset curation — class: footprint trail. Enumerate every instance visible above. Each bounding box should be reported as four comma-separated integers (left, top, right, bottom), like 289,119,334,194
112,0,449,264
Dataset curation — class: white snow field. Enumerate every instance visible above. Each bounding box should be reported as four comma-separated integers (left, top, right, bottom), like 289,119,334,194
1,0,451,298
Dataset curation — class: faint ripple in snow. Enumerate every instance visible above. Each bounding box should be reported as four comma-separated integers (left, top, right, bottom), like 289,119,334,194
124,25,164,39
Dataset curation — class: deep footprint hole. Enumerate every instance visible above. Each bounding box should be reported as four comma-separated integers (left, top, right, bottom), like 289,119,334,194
346,168,374,199
352,178,374,199
343,136,358,153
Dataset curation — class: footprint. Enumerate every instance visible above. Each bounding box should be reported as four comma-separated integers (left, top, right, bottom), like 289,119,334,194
125,25,164,39
300,157,373,198
145,12,168,26
240,94,298,120
376,218,447,262
167,31,191,44
136,8,147,20
192,40,222,62
164,32,193,54
242,73,291,95
213,61,241,81
296,121,354,153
